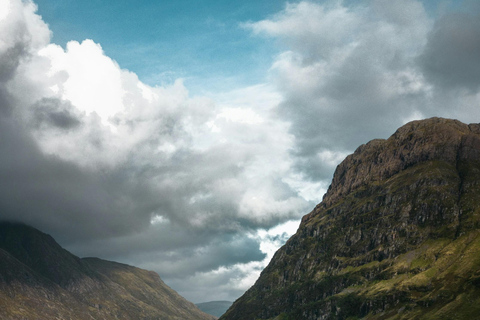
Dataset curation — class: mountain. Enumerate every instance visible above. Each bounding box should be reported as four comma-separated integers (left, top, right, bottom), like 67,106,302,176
196,301,233,318
0,222,215,320
220,117,480,320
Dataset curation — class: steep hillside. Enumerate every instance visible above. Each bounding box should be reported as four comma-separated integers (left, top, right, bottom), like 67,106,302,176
0,222,215,320
221,118,480,320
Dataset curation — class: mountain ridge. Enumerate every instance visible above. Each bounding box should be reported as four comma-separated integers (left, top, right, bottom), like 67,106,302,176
0,221,216,320
221,117,480,320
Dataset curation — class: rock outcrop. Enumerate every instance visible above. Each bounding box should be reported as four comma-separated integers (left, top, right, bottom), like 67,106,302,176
0,222,216,320
221,117,480,320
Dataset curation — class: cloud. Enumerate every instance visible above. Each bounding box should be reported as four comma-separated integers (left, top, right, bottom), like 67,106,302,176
0,0,48,114
154,219,300,303
30,98,82,129
246,1,362,62
38,40,125,122
247,0,480,183
419,12,480,92
0,0,312,302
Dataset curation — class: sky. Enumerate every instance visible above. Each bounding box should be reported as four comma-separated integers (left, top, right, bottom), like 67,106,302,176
1,0,480,304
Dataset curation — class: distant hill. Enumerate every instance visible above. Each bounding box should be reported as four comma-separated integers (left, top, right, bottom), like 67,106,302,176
221,118,480,319
197,300,233,318
0,222,215,320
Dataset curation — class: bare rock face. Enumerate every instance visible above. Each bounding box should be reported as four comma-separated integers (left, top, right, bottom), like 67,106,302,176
321,118,480,208
221,118,480,320
0,222,216,320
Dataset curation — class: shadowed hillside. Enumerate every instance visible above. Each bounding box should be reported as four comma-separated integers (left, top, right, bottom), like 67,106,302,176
0,222,215,320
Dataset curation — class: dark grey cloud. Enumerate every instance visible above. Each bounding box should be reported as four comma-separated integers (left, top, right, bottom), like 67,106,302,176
0,41,27,115
0,120,148,243
0,43,27,85
166,262,260,303
0,87,13,116
31,98,82,130
66,223,266,276
419,12,480,92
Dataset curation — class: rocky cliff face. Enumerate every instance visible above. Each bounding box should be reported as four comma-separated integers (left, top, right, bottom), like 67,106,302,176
0,222,215,320
221,118,480,320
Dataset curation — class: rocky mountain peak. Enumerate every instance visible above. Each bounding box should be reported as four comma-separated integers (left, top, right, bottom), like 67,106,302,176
318,117,480,209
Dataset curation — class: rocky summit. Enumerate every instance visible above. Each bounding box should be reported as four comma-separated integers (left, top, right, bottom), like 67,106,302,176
221,118,480,320
0,222,215,320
